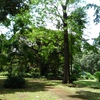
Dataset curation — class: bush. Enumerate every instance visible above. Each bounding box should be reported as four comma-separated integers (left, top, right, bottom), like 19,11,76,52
46,73,54,79
94,71,100,82
79,71,87,79
79,71,95,80
31,72,40,78
24,73,32,78
46,72,62,80
70,74,78,83
3,76,26,88
30,68,40,78
86,72,95,80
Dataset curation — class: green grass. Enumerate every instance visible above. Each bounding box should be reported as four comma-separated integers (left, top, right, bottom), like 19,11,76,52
57,79,100,100
74,79,100,89
0,75,100,100
0,77,61,100
0,92,59,100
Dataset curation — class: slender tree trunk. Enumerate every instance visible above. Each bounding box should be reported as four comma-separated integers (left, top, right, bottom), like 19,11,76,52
0,39,2,54
70,33,73,74
0,39,2,71
62,4,70,83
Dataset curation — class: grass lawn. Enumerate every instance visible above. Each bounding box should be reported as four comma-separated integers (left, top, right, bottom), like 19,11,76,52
74,79,100,89
56,79,100,100
0,76,100,100
0,77,61,100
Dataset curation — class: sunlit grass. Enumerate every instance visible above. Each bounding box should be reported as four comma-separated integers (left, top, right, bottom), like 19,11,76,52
0,91,60,100
74,79,100,89
0,74,100,100
0,77,61,100
55,79,100,100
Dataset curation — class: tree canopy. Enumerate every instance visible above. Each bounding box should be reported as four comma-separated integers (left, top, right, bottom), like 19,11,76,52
0,0,100,86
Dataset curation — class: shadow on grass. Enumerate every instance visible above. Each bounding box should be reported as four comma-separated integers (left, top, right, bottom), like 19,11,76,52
68,90,100,100
0,77,61,95
74,80,100,89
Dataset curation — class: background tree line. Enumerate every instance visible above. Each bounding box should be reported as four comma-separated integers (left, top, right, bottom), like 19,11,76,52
0,0,100,88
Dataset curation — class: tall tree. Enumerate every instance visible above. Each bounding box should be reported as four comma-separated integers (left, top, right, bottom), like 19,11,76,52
62,0,70,83
0,0,86,83
31,0,86,83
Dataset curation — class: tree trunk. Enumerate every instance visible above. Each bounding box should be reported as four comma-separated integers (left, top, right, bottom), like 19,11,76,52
62,5,70,83
0,39,2,54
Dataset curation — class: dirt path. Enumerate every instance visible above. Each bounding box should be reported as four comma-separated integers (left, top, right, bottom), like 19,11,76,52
45,86,82,100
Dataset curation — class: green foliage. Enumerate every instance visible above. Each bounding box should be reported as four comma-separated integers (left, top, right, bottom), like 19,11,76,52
30,68,40,78
0,0,97,84
0,71,8,76
27,27,64,78
0,54,7,71
73,51,100,75
79,71,87,79
13,11,32,34
70,74,78,83
24,67,40,78
93,33,100,49
70,65,81,82
79,71,95,80
3,76,26,88
94,71,100,82
46,73,54,80
86,72,95,80
0,0,30,22
69,7,87,33
7,51,26,78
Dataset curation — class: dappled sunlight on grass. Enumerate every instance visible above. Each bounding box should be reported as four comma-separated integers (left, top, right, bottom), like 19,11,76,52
68,90,100,100
57,80,100,100
74,79,100,89
0,91,61,100
0,77,100,100
49,79,100,100
0,77,62,100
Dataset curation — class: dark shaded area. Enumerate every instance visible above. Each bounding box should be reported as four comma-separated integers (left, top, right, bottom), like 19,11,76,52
0,77,61,95
68,90,100,100
3,76,26,88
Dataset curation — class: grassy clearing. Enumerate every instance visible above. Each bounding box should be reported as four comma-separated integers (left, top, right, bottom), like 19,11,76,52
0,75,100,100
74,79,100,89
56,79,100,100
0,77,61,100
0,91,60,100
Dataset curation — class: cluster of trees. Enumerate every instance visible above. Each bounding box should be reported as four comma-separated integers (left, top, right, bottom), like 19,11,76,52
0,0,100,88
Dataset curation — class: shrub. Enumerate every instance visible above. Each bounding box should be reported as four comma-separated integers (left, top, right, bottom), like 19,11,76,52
3,76,26,88
30,68,40,78
86,72,95,80
70,74,78,83
24,73,32,78
31,72,40,78
79,71,87,79
46,73,54,79
94,71,100,82
79,71,95,80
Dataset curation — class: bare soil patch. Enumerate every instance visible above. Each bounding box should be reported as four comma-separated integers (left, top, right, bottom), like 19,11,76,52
45,86,82,100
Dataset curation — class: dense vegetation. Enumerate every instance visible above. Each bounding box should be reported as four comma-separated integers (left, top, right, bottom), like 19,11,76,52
0,0,100,88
